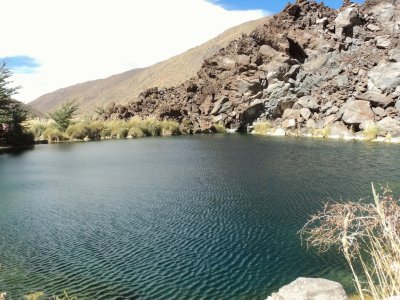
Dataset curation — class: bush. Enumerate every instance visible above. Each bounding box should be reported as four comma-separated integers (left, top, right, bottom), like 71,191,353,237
213,123,226,134
140,119,161,136
161,120,180,136
362,123,380,141
43,127,66,143
24,119,48,140
128,126,145,138
48,100,79,131
66,123,91,140
180,118,193,134
301,184,400,300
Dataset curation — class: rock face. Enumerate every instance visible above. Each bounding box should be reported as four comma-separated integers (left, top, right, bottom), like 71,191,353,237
342,100,375,125
267,277,348,300
98,0,400,135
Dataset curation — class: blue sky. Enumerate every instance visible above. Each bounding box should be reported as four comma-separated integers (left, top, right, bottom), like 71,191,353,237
0,55,40,74
208,0,364,13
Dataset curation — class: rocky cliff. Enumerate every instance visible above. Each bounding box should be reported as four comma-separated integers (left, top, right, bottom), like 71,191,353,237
101,0,400,138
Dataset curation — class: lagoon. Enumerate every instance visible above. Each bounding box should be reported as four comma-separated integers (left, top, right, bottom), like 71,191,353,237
0,135,399,299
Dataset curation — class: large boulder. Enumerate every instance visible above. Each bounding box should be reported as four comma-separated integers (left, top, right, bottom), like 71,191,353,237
368,62,400,92
342,100,375,125
282,108,301,120
389,49,400,62
267,277,348,300
359,92,394,108
378,116,400,133
335,7,360,33
330,121,353,138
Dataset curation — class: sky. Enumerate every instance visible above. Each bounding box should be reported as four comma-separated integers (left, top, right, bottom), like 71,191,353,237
1,0,364,103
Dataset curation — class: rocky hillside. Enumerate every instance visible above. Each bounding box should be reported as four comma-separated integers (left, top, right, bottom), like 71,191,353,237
29,17,269,113
100,0,400,139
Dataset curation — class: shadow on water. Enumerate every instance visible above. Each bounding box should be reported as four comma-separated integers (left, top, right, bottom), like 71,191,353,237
0,145,35,156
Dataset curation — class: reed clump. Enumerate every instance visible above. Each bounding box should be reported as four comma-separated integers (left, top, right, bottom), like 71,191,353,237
25,117,181,142
301,184,400,300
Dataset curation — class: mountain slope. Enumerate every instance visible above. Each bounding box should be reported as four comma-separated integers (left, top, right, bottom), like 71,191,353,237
100,0,400,138
30,17,270,113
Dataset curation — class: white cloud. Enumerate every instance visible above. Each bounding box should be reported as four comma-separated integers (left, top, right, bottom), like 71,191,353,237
1,0,266,103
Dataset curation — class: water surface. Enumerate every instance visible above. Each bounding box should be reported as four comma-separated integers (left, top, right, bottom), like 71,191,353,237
0,135,399,299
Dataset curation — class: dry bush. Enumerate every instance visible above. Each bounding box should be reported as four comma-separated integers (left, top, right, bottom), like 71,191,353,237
300,184,400,300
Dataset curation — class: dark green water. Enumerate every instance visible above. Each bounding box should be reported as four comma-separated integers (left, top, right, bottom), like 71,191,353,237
0,135,399,299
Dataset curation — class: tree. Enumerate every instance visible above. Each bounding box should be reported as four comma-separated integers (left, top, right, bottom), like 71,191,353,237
48,99,79,131
0,62,33,146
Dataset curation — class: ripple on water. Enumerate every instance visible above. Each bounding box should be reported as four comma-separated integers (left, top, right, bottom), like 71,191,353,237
0,136,399,299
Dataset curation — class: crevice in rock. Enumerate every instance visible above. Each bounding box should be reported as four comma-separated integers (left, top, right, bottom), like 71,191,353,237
287,37,308,63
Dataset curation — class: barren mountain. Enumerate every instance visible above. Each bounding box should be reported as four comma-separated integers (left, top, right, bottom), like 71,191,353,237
30,17,269,113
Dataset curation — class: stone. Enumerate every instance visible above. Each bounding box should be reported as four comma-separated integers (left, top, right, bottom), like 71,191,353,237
378,117,400,132
283,65,301,81
326,106,339,116
300,108,312,120
282,118,296,129
241,102,265,124
367,23,381,31
282,108,301,120
386,106,398,117
376,35,391,49
324,114,338,126
259,45,277,58
321,101,333,112
335,7,360,31
360,92,394,108
396,100,400,111
236,55,251,66
268,277,348,300
335,75,349,87
210,97,229,115
373,106,386,117
342,100,375,125
307,99,319,111
368,62,400,92
389,49,400,63
270,128,286,136
238,79,262,96
306,118,317,129
330,121,352,138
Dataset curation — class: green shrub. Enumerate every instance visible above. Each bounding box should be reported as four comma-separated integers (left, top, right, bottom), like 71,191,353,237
48,99,79,131
161,120,180,136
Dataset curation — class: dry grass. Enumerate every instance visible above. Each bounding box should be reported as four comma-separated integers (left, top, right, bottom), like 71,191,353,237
213,123,226,134
252,121,272,134
301,184,400,300
312,126,331,138
25,117,181,142
362,123,380,141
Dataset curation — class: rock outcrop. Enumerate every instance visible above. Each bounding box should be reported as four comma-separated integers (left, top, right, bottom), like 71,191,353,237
266,277,348,300
100,0,400,136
